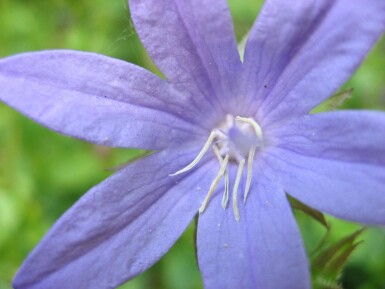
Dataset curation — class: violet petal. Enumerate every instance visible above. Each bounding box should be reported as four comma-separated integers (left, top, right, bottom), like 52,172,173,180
277,111,385,166
13,149,216,289
0,50,206,149
129,0,241,114
243,0,385,124
197,165,310,289
267,112,385,224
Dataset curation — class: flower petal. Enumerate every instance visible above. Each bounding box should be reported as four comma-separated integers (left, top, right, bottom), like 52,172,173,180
129,0,241,112
277,111,385,166
13,148,217,289
197,166,310,289
243,0,385,124
0,50,206,150
268,111,385,224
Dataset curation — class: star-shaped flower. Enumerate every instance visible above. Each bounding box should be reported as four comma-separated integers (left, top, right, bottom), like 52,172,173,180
1,0,385,288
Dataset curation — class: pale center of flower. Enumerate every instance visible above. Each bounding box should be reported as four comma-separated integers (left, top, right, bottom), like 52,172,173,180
170,115,264,221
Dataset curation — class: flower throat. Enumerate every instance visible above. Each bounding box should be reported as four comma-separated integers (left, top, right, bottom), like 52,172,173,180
170,115,264,221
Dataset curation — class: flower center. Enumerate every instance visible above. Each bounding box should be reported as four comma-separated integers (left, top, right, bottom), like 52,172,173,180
170,115,264,221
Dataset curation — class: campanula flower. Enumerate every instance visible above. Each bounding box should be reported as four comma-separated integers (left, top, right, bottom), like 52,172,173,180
1,0,385,288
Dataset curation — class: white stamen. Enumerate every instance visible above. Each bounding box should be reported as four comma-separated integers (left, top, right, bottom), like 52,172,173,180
212,145,223,163
235,116,263,143
232,158,245,222
244,145,256,203
213,145,229,209
170,115,264,222
222,172,229,209
170,130,217,176
199,155,229,213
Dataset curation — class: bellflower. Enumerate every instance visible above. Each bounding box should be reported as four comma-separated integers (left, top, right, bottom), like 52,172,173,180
1,0,385,288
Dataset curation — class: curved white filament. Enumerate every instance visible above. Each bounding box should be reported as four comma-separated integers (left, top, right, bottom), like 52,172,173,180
199,155,229,213
232,158,245,222
170,130,217,176
222,173,230,209
235,116,263,143
170,115,264,222
213,145,229,209
244,145,256,203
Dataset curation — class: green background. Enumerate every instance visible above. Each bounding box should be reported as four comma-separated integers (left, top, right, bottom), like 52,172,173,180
0,0,384,288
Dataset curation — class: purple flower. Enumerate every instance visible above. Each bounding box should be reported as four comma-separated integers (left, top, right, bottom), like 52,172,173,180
1,0,385,288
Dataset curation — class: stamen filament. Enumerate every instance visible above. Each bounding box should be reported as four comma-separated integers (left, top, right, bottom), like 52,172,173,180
235,116,263,143
222,173,229,209
213,145,229,209
212,145,223,163
170,114,264,221
244,145,256,203
232,158,245,222
199,155,229,213
170,130,216,176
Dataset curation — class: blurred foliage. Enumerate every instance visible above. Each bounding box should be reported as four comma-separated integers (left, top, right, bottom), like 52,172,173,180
312,228,364,289
0,1,384,289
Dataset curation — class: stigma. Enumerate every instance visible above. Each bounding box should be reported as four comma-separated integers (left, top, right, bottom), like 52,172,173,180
170,115,264,222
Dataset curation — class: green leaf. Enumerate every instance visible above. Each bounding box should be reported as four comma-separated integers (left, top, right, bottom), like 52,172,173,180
311,88,353,113
288,195,329,229
313,227,364,269
237,31,249,62
311,227,365,288
314,277,343,289
327,241,363,274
